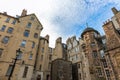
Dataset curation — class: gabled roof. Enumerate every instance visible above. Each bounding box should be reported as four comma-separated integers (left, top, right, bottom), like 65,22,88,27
19,13,43,30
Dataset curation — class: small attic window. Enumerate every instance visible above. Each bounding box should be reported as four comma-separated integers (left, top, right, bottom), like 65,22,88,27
30,17,35,21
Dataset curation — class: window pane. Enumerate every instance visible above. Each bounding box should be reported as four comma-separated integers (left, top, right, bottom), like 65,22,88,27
2,36,9,44
29,54,33,59
5,17,10,22
6,65,13,76
92,51,97,58
0,25,6,31
26,22,32,28
7,27,14,33
32,42,35,48
20,40,26,47
41,48,44,53
24,30,29,37
106,70,110,77
12,20,16,24
98,68,102,76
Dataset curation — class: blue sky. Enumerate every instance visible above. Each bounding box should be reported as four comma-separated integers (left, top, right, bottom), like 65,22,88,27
0,0,120,47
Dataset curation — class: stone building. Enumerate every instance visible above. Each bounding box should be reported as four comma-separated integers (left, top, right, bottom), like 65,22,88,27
51,58,72,80
0,7,120,80
52,37,67,60
81,27,106,80
0,9,43,80
33,35,52,80
102,7,120,80
66,36,86,80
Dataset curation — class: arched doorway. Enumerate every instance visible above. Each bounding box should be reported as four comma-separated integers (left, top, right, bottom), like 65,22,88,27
37,75,41,80
46,74,50,80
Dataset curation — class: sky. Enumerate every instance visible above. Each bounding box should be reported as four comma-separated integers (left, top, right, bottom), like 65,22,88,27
0,0,120,47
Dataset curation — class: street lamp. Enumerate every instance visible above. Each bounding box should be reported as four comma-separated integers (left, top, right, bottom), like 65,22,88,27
8,48,22,80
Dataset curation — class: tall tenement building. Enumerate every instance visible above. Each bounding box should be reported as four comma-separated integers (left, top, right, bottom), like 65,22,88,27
0,7,120,80
102,7,120,80
0,9,43,80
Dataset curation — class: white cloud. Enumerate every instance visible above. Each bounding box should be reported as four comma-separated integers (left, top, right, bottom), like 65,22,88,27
0,0,120,47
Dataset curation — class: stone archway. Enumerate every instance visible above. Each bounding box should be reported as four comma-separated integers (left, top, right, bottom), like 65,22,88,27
46,74,50,80
37,75,41,80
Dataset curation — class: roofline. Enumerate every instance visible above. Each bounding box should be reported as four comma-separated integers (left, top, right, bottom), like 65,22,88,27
81,29,99,38
0,12,19,21
19,13,43,29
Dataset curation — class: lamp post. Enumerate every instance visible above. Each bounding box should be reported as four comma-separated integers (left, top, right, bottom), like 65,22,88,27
8,48,22,80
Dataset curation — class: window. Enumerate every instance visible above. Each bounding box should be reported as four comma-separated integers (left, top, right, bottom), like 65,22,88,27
20,40,26,47
2,36,9,44
32,42,35,48
34,33,38,38
7,27,14,33
49,48,52,53
26,22,32,28
103,60,108,68
5,17,10,22
0,49,3,57
6,65,13,76
30,17,35,21
98,68,102,76
100,50,104,57
24,30,30,37
91,42,96,47
92,51,97,58
23,66,28,78
105,70,110,77
94,32,98,37
17,52,22,59
12,20,16,24
0,25,6,31
29,54,33,59
41,48,44,53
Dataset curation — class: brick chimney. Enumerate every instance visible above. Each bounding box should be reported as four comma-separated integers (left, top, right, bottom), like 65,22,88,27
21,9,27,16
112,7,118,15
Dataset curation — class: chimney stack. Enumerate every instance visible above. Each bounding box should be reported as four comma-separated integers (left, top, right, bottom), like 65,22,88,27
45,35,49,41
112,7,118,15
56,37,62,43
21,9,27,16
